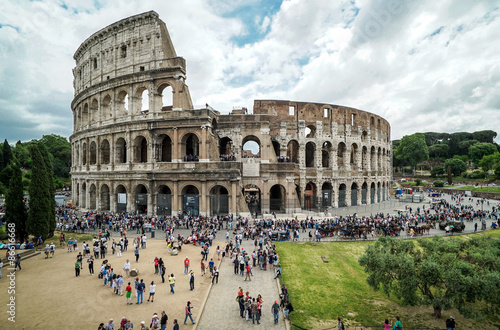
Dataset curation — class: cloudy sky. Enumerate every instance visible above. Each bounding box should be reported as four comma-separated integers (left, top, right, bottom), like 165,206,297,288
0,0,499,143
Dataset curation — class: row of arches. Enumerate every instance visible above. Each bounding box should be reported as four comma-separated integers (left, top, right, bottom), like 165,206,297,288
74,84,175,129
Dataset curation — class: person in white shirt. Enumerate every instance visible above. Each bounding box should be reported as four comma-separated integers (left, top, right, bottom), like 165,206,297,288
123,259,131,278
148,281,156,302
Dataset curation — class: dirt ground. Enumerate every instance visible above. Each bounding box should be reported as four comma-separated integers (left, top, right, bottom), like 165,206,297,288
0,238,216,329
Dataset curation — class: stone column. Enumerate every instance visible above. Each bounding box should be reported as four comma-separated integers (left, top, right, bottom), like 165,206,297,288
110,185,116,213
200,180,207,216
148,181,154,216
200,126,207,161
172,127,178,162
231,180,237,214
172,180,179,215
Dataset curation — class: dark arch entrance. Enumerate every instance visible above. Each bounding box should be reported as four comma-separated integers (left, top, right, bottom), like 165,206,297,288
210,186,229,215
157,185,172,216
135,184,148,215
182,185,199,216
304,182,316,210
100,184,110,211
243,184,261,217
351,183,358,206
321,182,332,208
161,136,172,162
338,184,347,207
370,182,375,204
116,185,127,213
269,184,286,213
361,182,368,204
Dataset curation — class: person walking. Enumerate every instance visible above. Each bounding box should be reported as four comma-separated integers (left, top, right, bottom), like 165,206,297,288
212,266,219,284
147,281,156,302
160,311,168,330
135,247,140,262
271,300,280,324
88,255,94,275
15,254,21,271
172,319,179,330
160,263,166,283
251,298,260,324
136,279,145,304
125,282,133,305
188,270,195,291
337,316,345,330
184,257,190,274
183,301,195,325
169,273,176,294
75,259,80,277
244,264,252,281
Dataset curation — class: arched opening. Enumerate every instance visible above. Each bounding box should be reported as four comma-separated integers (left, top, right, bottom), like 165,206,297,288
305,125,316,138
361,130,368,142
382,182,386,202
160,85,173,111
210,185,229,215
377,147,382,172
81,182,87,208
116,138,127,164
100,184,110,211
102,95,111,119
351,182,358,206
133,136,147,163
382,148,386,173
370,182,376,204
82,103,89,126
321,182,332,208
91,99,99,123
304,182,316,210
182,185,199,216
117,90,129,115
116,185,127,213
100,139,110,164
157,185,172,216
338,184,347,207
322,141,332,168
269,184,286,213
350,143,358,168
242,136,261,158
183,133,199,161
75,183,80,207
272,140,280,158
141,89,149,112
305,142,315,168
89,141,97,165
337,142,346,166
243,184,261,216
287,140,299,163
361,182,368,204
89,184,97,210
377,182,381,203
371,146,376,173
135,184,148,215
219,137,234,161
82,142,87,165
160,135,172,162
362,146,368,173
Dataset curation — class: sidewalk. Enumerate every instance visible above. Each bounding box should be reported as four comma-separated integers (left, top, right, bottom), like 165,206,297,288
196,238,286,330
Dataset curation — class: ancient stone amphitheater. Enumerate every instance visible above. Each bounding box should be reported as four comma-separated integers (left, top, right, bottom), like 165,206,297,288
70,11,392,217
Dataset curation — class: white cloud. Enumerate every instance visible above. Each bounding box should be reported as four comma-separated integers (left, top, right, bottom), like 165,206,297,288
0,0,499,143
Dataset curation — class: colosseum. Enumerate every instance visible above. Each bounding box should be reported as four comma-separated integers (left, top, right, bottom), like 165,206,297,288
70,11,392,217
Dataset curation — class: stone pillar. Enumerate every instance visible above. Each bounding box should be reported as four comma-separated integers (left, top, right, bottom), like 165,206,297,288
345,184,352,207
200,180,207,216
200,126,207,161
231,180,237,214
148,181,154,216
172,181,179,215
357,185,363,205
110,185,116,213
172,127,178,162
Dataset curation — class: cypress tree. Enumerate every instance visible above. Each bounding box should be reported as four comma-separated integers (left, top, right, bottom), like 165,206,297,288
39,144,56,237
27,144,50,240
2,139,13,168
5,162,28,242
0,147,3,171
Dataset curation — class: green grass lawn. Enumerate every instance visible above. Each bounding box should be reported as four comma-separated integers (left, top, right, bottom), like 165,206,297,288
276,235,499,329
456,186,500,193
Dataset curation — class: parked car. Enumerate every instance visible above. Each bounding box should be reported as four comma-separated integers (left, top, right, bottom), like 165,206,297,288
438,221,465,232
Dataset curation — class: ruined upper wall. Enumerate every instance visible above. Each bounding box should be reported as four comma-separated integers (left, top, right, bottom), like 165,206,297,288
253,99,391,138
72,11,183,95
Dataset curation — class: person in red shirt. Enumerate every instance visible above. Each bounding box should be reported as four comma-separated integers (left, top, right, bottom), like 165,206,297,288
245,265,252,281
184,257,190,275
125,282,133,305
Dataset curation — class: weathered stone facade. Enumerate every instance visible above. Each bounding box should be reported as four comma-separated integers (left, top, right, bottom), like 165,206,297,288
70,11,392,217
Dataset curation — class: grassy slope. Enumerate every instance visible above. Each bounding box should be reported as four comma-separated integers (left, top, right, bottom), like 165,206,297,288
276,230,500,329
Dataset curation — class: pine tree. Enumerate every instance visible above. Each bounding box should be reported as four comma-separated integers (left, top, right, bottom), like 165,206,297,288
39,144,56,237
5,162,28,242
27,144,50,240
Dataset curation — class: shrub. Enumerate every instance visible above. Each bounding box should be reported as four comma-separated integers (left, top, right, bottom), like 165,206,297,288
434,180,444,187
415,179,422,186
430,165,445,178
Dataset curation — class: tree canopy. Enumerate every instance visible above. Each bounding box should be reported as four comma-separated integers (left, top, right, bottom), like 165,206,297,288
444,158,467,177
5,162,28,242
395,133,429,170
359,236,500,319
469,143,497,164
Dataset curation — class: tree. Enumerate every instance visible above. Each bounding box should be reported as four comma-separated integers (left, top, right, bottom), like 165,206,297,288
38,144,56,237
478,152,500,173
428,144,449,159
444,158,467,177
395,133,429,172
469,142,497,164
457,140,478,155
359,236,500,319
5,162,28,242
27,144,51,240
430,165,444,177
2,139,13,169
472,130,497,143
